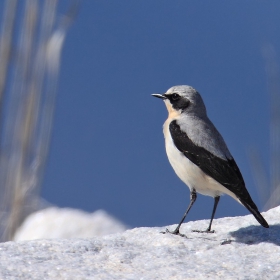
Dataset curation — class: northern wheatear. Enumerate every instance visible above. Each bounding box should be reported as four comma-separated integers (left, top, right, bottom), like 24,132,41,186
152,85,269,236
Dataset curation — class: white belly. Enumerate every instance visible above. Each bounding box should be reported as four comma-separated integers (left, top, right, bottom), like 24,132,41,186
163,120,238,200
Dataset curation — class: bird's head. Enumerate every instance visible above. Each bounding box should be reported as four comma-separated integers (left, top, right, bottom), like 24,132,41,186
152,85,206,118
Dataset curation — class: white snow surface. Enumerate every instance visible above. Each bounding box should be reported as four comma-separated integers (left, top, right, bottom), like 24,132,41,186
14,207,127,241
1,206,280,280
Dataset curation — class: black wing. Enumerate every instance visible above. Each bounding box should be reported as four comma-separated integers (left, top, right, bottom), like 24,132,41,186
169,120,269,228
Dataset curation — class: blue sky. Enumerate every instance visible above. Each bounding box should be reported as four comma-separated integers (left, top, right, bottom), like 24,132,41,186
39,1,280,228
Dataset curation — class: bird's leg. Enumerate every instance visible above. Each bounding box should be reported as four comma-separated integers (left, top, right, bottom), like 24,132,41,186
192,196,220,233
163,189,197,237
206,196,220,232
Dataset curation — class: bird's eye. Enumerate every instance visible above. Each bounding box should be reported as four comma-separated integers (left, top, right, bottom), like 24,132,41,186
172,93,180,100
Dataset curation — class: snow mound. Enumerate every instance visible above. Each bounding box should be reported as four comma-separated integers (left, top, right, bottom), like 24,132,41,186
1,206,279,279
13,207,127,241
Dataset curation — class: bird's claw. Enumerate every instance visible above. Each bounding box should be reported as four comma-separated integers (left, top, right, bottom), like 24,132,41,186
192,229,215,233
161,228,187,238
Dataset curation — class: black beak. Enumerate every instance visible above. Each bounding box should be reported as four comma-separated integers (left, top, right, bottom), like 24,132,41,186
151,93,166,100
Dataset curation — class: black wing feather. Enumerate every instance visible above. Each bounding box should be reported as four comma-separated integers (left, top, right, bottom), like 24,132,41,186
169,120,269,228
170,120,246,197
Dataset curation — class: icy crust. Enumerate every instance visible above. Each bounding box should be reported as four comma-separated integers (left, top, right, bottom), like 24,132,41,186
1,206,279,280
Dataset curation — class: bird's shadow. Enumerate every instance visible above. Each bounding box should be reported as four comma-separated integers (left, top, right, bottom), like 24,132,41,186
229,224,280,246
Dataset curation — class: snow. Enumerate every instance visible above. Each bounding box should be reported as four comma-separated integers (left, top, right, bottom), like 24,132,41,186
14,207,127,241
1,206,279,279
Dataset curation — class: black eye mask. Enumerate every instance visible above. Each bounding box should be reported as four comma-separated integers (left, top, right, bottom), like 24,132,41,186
166,93,190,111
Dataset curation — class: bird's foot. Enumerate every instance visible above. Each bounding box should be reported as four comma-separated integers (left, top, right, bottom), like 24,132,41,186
192,229,215,233
161,228,187,238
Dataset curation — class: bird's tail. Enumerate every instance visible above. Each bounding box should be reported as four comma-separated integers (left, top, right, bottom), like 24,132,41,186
239,198,269,228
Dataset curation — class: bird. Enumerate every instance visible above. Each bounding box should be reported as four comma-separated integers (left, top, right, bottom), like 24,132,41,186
152,85,269,236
